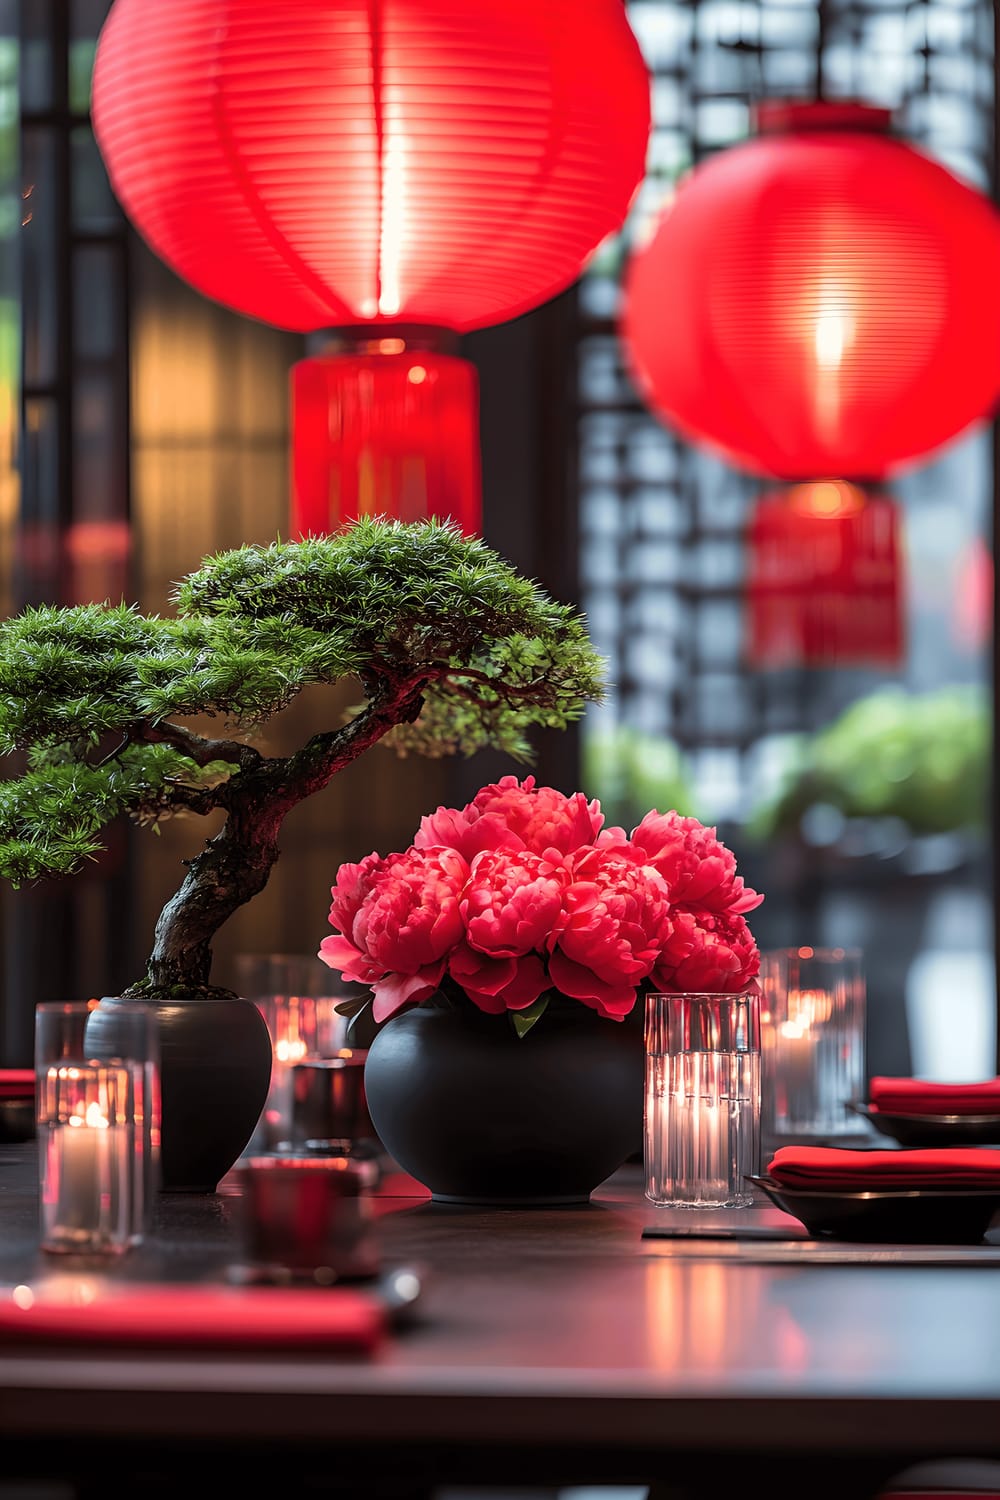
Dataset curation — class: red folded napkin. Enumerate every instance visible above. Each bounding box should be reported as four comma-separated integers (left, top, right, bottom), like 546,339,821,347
0,1284,386,1353
869,1076,1000,1116
0,1069,35,1101
767,1146,1000,1191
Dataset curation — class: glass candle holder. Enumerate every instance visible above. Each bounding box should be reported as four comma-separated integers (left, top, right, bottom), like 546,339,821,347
235,953,359,1153
289,1054,375,1157
37,1061,134,1255
35,1000,157,1246
233,1154,381,1283
88,1000,161,1243
644,990,761,1209
759,947,866,1139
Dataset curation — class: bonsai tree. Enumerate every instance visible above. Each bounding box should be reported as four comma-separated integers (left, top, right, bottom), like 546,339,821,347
0,517,605,1001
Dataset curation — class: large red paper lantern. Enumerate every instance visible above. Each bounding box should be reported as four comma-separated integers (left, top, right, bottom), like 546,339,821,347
621,101,1000,483
745,482,905,669
91,0,651,536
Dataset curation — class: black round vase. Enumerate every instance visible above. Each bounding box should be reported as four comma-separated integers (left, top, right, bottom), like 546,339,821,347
87,994,273,1193
363,995,644,1205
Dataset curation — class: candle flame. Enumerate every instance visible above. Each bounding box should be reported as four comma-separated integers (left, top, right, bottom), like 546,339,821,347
68,1101,110,1130
275,1038,308,1064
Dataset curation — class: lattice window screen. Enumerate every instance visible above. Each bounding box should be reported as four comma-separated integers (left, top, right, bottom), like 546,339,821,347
577,0,995,828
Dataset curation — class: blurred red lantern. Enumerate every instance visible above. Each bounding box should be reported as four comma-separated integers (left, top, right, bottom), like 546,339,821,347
621,101,1000,483
92,0,651,536
745,483,905,669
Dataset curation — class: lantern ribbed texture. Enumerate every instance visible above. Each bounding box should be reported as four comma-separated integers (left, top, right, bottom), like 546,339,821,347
621,102,1000,481
91,0,652,335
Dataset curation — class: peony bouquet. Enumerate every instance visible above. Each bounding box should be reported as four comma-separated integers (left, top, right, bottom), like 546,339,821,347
319,775,762,1037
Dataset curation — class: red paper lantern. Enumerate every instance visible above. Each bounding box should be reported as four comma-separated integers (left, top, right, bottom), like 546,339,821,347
745,483,905,669
92,0,651,535
621,101,1000,482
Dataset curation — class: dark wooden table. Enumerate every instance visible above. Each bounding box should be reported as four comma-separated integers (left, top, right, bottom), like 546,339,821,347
3,1137,1000,1500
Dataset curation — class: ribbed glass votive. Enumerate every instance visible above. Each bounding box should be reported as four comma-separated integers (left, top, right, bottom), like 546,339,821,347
644,990,761,1209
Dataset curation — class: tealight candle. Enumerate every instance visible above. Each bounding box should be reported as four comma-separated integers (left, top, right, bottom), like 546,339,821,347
38,1063,132,1256
760,949,866,1140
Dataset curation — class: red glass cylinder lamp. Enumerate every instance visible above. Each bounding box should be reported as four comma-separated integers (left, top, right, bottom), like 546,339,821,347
91,0,652,536
621,101,1000,482
745,482,905,669
291,329,481,538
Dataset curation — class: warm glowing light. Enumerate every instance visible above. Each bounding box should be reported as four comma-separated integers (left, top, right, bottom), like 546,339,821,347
378,134,407,318
275,1037,308,1065
12,1285,33,1309
787,988,834,1029
813,288,854,371
68,1101,110,1130
645,1262,739,1371
789,480,865,519
407,365,428,385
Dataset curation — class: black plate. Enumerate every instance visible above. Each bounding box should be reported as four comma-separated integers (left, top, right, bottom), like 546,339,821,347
748,1174,1000,1243
848,1100,1000,1148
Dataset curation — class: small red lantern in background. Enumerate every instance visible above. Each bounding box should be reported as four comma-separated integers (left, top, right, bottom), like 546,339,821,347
745,483,905,670
92,0,652,538
620,101,1000,482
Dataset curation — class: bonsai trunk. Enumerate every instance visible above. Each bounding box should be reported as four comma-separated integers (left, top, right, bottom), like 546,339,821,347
128,799,284,998
124,682,425,999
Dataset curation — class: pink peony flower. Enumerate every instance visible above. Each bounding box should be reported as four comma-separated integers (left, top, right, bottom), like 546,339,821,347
325,850,389,949
649,907,761,994
547,846,671,1020
416,774,604,861
461,848,566,957
320,846,469,1023
448,946,550,1015
601,810,763,915
440,847,567,1016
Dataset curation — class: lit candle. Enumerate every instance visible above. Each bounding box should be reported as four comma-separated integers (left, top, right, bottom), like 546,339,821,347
254,993,311,1151
39,1065,132,1255
776,1018,815,1129
774,989,835,1132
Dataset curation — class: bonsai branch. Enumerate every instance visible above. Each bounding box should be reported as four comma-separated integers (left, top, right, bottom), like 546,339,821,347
425,663,571,703
135,719,263,771
283,674,430,799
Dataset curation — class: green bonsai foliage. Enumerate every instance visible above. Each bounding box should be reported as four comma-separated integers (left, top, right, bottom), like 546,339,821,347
0,517,605,998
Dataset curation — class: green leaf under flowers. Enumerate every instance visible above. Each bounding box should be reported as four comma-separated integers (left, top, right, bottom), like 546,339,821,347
511,993,550,1039
334,994,371,1020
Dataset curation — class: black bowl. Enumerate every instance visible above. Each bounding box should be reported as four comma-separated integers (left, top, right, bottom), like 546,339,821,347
848,1100,1000,1149
748,1174,1000,1244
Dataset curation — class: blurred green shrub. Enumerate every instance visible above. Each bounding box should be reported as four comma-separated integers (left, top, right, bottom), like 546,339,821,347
745,684,990,841
582,723,697,828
